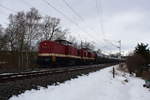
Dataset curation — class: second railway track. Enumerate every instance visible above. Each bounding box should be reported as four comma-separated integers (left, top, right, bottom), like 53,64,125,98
0,63,119,100
0,63,114,83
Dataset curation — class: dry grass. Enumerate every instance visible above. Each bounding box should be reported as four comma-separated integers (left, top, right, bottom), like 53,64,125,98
117,63,129,72
142,71,150,80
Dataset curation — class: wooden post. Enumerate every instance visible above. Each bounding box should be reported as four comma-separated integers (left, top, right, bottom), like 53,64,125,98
113,67,115,78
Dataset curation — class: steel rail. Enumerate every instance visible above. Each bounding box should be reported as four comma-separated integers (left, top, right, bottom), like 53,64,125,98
0,64,115,83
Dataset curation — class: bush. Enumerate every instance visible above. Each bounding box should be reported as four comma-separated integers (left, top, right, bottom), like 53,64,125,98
126,55,145,76
126,43,150,77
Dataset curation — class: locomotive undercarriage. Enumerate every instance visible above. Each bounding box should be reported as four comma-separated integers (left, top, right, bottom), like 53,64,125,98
37,56,96,67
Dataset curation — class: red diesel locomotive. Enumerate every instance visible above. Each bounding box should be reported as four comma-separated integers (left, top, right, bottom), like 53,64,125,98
37,40,97,67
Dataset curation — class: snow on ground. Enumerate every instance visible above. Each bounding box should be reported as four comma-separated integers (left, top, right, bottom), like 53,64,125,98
10,65,150,100
0,73,14,75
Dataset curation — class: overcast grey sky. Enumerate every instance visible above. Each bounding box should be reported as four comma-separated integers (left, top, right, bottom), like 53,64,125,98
0,0,150,55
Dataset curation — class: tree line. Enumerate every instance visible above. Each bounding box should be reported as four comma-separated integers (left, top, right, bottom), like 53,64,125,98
0,8,95,70
0,8,69,52
127,43,150,77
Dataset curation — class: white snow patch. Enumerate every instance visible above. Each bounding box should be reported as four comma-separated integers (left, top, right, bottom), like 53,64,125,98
10,65,150,100
0,73,14,75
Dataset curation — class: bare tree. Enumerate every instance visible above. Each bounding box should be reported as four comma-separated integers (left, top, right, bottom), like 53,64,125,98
0,24,3,35
24,8,42,66
5,12,27,69
4,8,70,69
54,29,68,40
0,35,9,51
0,25,8,51
41,16,67,40
25,8,42,51
5,15,17,51
5,12,26,52
96,49,102,55
0,25,3,50
67,35,79,48
81,41,95,51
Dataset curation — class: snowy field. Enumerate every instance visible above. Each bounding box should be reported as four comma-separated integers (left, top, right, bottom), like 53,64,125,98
10,65,150,100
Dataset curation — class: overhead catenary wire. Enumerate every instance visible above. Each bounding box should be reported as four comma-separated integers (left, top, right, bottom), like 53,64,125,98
61,0,84,21
0,9,9,16
95,0,114,52
20,0,103,44
104,39,119,48
41,0,99,42
0,0,122,55
17,0,77,39
62,0,98,40
25,0,122,55
61,0,98,34
21,0,34,8
95,0,122,53
62,0,106,47
19,0,51,16
0,4,17,13
18,0,90,42
95,0,105,36
18,0,83,41
60,0,106,45
42,0,79,26
0,4,18,27
2,0,114,53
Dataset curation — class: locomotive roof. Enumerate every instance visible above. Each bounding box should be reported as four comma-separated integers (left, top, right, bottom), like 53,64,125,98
55,39,72,45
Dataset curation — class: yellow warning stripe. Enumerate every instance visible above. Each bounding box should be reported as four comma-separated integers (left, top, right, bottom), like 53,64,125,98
38,53,95,60
82,57,95,60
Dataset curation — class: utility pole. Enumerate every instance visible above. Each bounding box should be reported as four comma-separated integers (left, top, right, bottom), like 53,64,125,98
118,40,121,59
81,41,83,49
103,39,122,59
113,67,115,78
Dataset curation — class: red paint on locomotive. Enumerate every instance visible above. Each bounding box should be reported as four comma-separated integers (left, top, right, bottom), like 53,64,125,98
38,40,97,66
66,45,78,56
39,40,66,55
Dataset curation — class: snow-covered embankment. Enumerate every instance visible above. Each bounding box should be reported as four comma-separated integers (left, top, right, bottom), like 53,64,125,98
10,65,150,100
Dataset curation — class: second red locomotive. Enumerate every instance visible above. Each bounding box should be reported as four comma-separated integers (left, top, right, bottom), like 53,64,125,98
37,39,96,67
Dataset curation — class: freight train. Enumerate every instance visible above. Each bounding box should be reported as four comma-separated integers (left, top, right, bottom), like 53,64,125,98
37,39,120,67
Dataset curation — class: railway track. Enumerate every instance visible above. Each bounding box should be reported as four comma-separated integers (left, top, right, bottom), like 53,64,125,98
0,64,115,83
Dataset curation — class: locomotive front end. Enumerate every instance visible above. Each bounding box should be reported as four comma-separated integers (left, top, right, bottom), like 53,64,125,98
37,41,55,67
